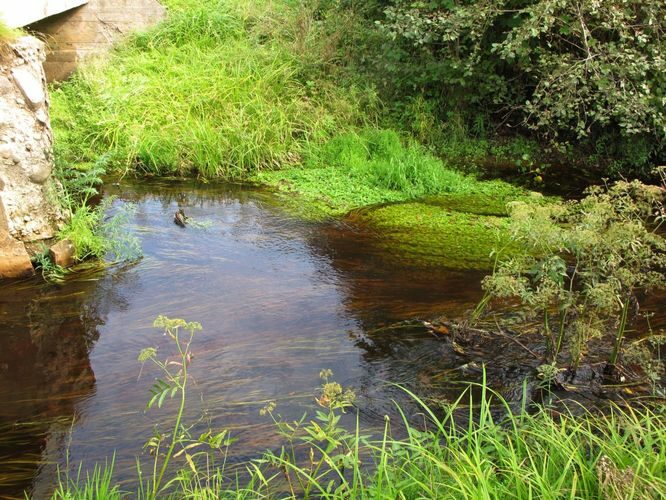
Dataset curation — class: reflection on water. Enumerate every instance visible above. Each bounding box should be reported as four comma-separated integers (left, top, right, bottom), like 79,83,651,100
1,181,661,497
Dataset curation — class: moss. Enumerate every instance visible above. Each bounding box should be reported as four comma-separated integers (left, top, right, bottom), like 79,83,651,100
354,202,519,270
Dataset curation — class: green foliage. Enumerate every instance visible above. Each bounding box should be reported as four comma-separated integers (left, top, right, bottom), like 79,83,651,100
480,176,666,368
258,128,532,217
50,0,376,179
52,459,121,500
136,316,236,498
32,247,68,283
0,20,20,44
58,200,141,263
360,0,665,175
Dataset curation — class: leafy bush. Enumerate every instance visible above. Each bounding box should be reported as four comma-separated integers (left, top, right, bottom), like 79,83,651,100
370,0,665,175
479,175,666,370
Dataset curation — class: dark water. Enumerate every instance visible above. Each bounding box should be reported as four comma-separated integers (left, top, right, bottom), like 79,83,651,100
1,181,494,498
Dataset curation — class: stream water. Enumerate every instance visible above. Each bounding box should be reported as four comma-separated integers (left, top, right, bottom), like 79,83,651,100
0,181,495,498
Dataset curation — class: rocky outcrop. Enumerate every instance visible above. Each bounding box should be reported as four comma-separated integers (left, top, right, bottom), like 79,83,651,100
0,36,65,276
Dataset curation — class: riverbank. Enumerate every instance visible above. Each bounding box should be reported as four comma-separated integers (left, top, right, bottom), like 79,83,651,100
32,0,666,498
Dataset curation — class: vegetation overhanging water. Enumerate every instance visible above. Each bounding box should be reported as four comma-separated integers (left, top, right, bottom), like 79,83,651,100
1,0,664,497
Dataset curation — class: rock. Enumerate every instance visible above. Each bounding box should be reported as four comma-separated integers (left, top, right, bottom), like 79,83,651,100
0,198,34,278
49,239,76,268
1,35,64,242
10,67,45,110
28,161,52,184
0,235,34,278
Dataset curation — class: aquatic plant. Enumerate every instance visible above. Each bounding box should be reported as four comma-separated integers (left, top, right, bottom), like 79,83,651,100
257,128,534,218
478,175,666,372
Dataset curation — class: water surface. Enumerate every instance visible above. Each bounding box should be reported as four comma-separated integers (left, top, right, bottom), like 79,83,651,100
1,181,487,497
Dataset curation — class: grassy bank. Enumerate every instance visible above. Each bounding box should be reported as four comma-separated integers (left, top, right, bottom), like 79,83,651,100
256,129,545,269
50,0,375,179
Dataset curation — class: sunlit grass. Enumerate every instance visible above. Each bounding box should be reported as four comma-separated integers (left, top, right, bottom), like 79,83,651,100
50,0,374,179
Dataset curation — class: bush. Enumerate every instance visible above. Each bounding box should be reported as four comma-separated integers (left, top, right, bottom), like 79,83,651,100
370,0,665,176
479,175,666,371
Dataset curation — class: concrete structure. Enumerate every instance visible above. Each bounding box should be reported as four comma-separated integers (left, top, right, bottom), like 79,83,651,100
2,1,166,81
0,1,88,29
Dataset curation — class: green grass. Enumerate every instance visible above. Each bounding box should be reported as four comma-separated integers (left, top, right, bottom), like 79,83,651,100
0,20,20,44
50,0,374,179
256,128,537,217
54,384,666,499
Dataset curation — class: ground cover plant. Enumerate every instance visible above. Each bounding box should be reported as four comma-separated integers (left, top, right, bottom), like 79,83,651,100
256,128,540,216
52,316,666,499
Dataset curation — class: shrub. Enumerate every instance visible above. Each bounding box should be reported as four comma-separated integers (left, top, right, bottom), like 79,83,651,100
372,0,665,175
479,175,666,369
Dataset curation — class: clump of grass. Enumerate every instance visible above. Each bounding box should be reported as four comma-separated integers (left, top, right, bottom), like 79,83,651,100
52,459,120,500
50,0,374,179
56,375,666,498
58,200,141,263
0,20,20,44
257,128,537,217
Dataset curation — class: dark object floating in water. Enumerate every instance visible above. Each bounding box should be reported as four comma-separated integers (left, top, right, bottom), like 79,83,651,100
174,209,188,227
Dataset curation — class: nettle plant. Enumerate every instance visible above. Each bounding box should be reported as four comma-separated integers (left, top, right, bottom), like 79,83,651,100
480,176,665,376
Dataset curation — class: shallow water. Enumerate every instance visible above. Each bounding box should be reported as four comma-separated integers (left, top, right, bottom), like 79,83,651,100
0,181,497,498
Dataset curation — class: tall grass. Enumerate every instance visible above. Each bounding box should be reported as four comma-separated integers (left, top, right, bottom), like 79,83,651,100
55,377,666,498
50,0,375,179
258,128,532,216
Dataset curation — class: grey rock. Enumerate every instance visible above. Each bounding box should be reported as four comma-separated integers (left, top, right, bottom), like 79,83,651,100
11,67,45,110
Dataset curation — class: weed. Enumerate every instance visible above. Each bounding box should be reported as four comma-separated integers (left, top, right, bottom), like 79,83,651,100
478,178,666,370
136,316,233,499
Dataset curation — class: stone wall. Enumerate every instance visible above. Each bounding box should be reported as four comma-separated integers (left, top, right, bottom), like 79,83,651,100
30,0,166,81
0,36,63,278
